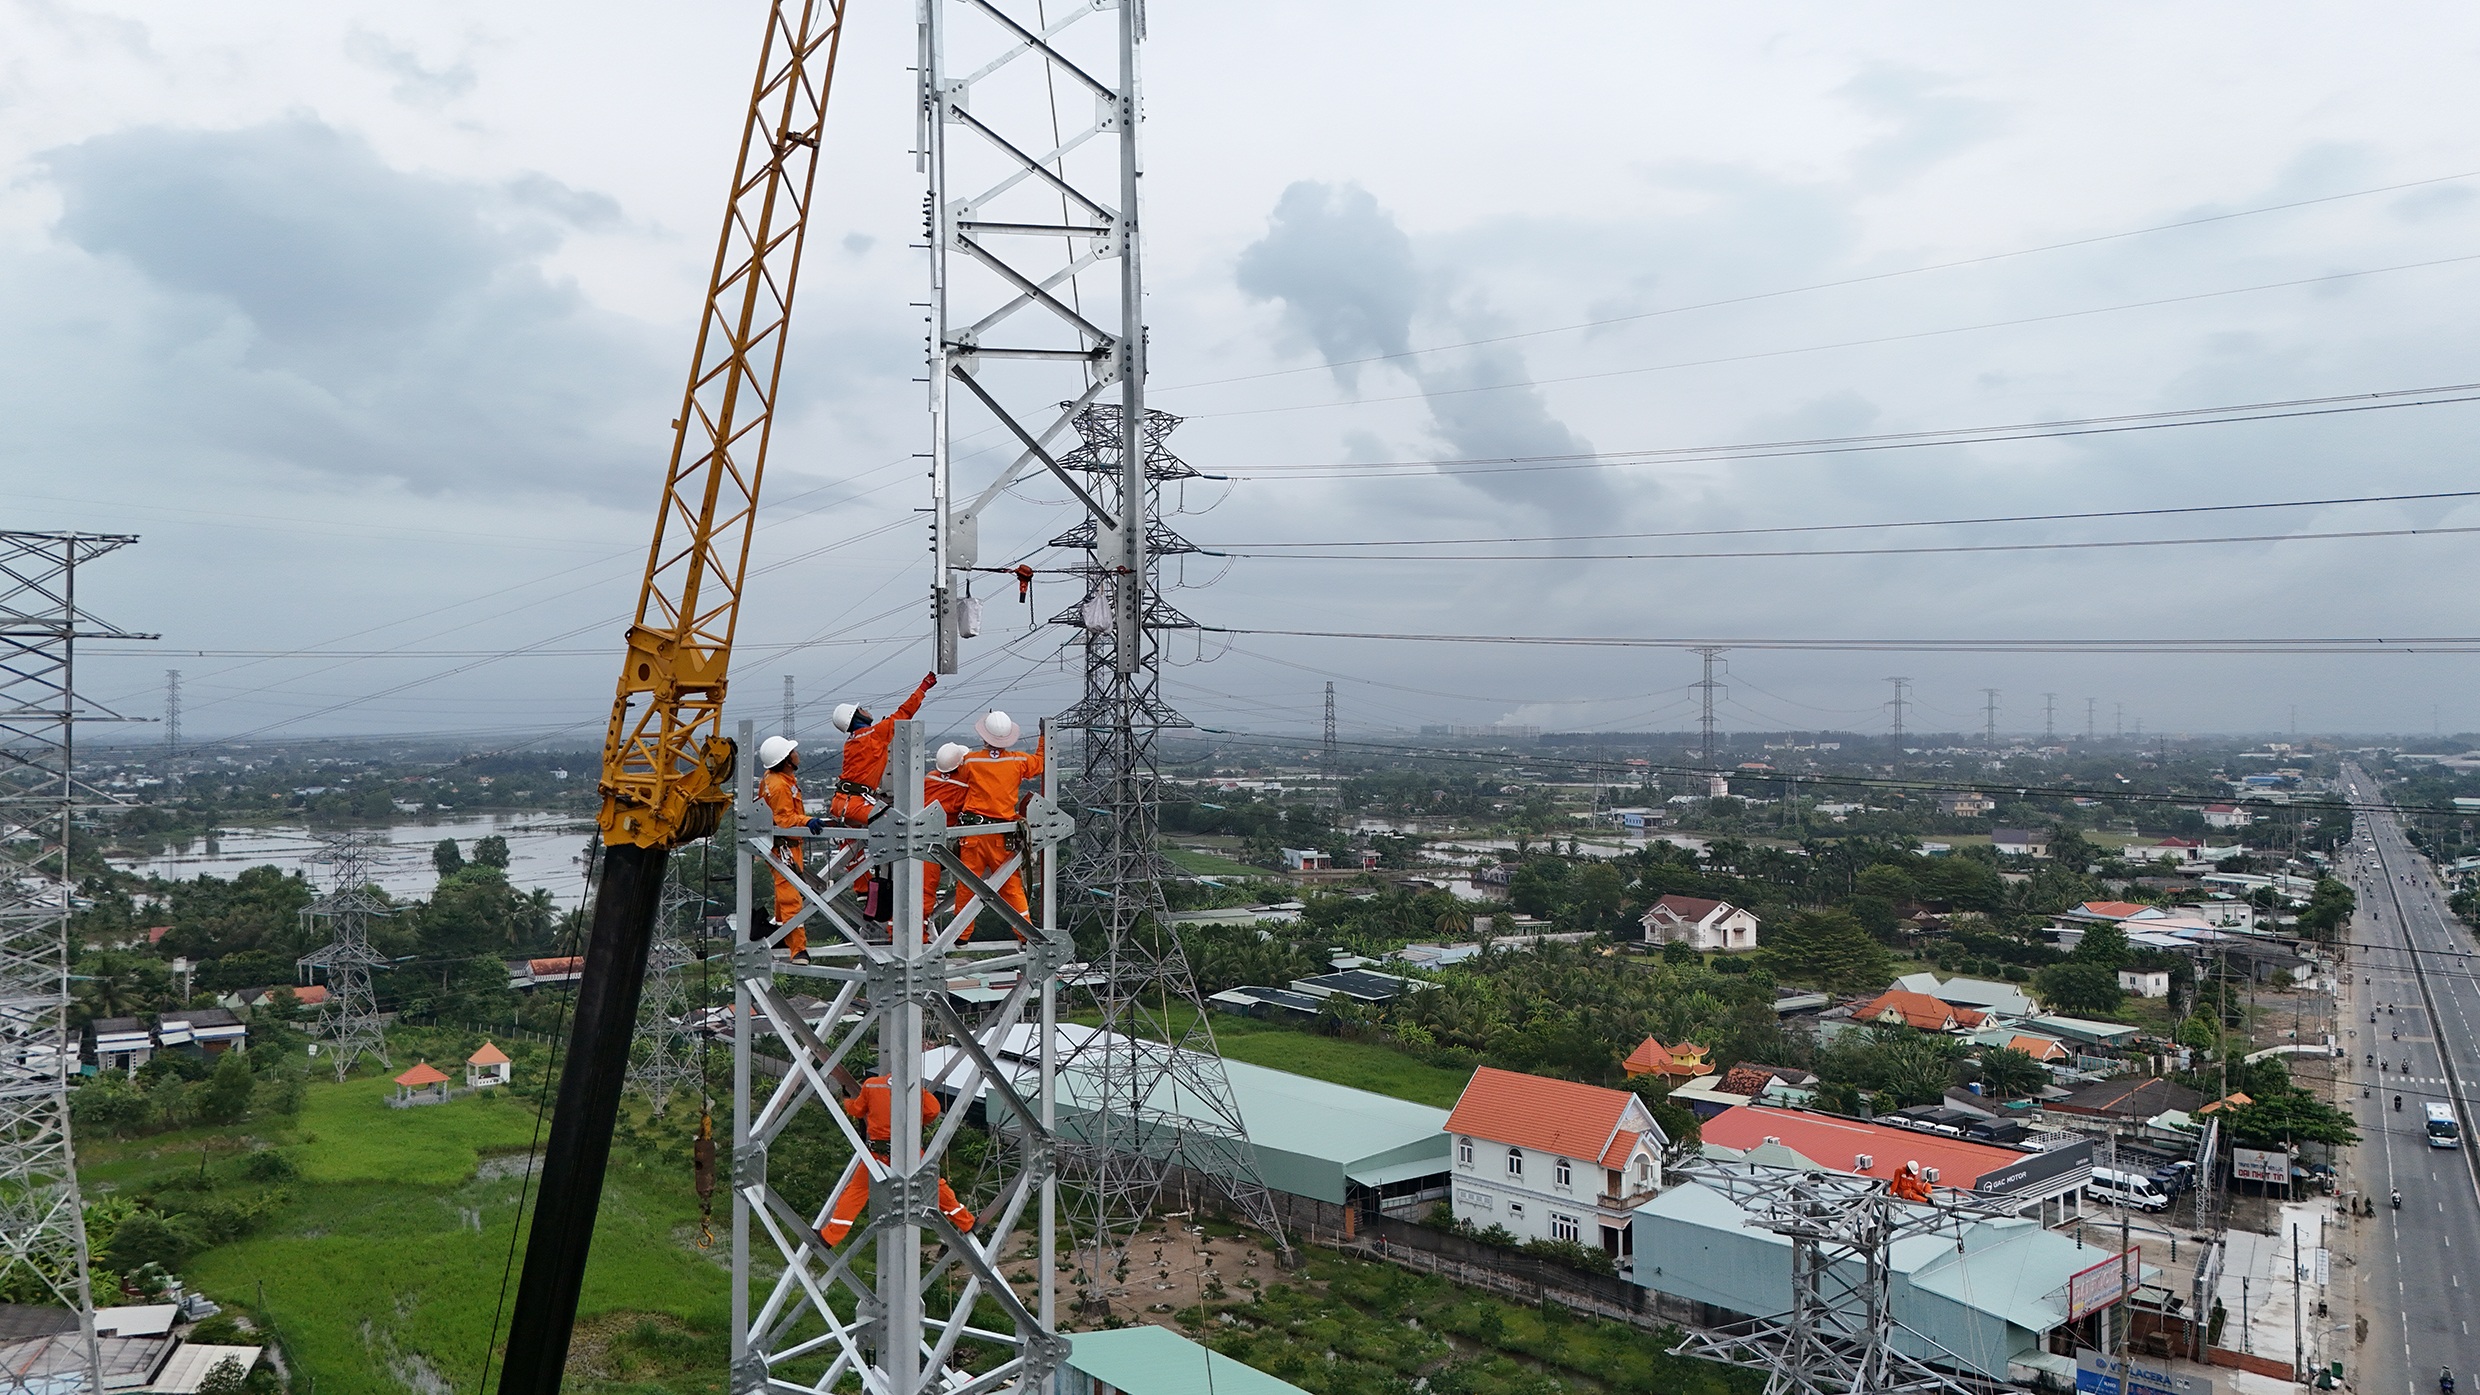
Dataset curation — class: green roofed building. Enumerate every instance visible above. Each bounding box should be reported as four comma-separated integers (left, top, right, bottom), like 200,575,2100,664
1063,1325,1310,1395
935,1025,1452,1229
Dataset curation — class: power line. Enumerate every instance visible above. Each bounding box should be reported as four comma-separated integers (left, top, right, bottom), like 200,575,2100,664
1210,521,2480,563
1219,385,2480,481
1202,626,2480,655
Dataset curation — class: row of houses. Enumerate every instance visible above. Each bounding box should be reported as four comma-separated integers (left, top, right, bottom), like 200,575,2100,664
88,1008,248,1074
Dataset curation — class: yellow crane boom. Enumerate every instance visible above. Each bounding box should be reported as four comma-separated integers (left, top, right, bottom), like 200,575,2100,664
499,4,848,1389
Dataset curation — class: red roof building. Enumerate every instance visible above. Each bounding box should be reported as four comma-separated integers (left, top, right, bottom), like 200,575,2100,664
1699,1105,2090,1207
1622,1038,1714,1083
395,1061,449,1087
1445,1067,1669,1259
1853,988,1986,1033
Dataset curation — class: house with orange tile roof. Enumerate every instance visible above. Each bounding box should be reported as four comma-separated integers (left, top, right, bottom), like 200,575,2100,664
1444,1066,1668,1260
1852,988,1986,1034
1622,1037,1714,1084
1636,895,1760,952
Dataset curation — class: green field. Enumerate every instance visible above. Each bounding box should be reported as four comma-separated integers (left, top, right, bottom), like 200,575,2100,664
1213,1025,1473,1109
1163,845,1268,878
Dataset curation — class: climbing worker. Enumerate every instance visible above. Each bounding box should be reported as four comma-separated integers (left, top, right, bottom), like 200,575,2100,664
1889,1160,1935,1204
758,734,816,959
921,742,972,919
819,1066,975,1246
827,672,938,921
955,710,1044,932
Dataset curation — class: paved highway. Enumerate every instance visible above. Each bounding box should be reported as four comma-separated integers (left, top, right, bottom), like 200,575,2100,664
2340,764,2480,1395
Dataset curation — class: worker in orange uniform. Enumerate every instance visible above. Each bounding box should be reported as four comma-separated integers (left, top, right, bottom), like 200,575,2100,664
827,672,937,922
1889,1160,1934,1204
757,734,818,959
921,742,971,918
955,711,1043,936
819,1066,975,1246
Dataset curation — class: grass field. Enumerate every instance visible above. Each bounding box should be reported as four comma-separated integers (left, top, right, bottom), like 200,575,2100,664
1213,1027,1472,1109
1163,845,1269,878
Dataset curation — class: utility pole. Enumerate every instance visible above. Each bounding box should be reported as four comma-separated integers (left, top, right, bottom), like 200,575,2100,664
1885,677,1909,750
1981,688,2000,747
163,668,181,763
1694,647,1727,766
2042,692,2057,742
0,531,147,1395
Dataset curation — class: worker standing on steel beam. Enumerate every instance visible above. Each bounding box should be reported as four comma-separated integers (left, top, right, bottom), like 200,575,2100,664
923,742,970,923
820,1065,975,1245
826,672,938,921
758,735,815,960
956,711,1042,927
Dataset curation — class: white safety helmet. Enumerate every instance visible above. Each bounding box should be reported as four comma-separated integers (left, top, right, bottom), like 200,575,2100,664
975,709,1021,748
1905,1160,1919,1173
757,735,799,770
935,742,970,773
832,702,868,734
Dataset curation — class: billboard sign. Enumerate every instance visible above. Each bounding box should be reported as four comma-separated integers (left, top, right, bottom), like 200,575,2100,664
2077,1353,2216,1395
2232,1147,2288,1184
2066,1249,2138,1321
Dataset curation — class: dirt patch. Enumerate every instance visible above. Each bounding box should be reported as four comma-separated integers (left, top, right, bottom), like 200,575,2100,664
1065,1223,1275,1327
472,1151,542,1184
563,1311,693,1384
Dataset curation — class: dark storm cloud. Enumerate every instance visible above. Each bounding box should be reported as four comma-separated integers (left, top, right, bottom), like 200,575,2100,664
1236,180,1617,525
34,117,666,494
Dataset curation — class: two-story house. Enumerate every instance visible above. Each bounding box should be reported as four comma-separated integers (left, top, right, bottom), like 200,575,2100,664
1636,895,1761,952
1444,1066,1668,1263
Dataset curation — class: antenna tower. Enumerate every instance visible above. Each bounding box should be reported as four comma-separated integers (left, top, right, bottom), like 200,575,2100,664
1693,647,1727,766
628,864,701,1116
163,668,181,762
1981,688,1999,747
1884,677,1909,748
0,532,147,1392
296,835,394,1082
917,0,1287,1290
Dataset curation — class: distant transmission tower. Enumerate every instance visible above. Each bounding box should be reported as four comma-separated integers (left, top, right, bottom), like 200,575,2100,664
1322,681,1338,791
163,668,181,762
1051,404,1289,1288
780,673,794,742
2115,702,2126,738
1884,677,1909,748
0,531,147,1390
1694,647,1727,766
2042,692,2056,741
297,835,394,1082
2086,697,2097,741
1981,688,1999,747
628,865,700,1116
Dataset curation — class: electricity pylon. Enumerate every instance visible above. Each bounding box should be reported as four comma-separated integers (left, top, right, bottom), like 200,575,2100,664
628,865,701,1116
297,835,393,1082
0,531,148,1394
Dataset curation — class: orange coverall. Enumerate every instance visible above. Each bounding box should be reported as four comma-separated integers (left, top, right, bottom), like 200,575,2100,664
922,767,970,918
826,674,937,825
761,765,810,957
1888,1165,1934,1203
955,735,1043,923
820,1075,975,1245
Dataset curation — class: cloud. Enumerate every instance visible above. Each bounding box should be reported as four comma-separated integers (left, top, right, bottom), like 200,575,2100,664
1836,64,2004,188
31,116,665,494
344,28,476,109
1235,180,1617,526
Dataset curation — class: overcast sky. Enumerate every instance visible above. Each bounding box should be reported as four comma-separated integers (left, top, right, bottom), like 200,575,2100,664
10,1,2480,749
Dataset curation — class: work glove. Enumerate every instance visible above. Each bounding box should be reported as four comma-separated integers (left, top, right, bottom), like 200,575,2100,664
807,817,826,835
923,671,939,689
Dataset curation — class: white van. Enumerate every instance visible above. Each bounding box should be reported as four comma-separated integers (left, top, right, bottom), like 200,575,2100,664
2088,1168,2170,1213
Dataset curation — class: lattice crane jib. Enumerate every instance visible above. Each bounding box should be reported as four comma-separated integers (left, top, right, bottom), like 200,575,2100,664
0,531,151,1395
729,718,1071,1395
498,4,851,1389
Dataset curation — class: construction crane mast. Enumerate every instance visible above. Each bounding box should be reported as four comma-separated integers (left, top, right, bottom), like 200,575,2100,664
495,3,847,1388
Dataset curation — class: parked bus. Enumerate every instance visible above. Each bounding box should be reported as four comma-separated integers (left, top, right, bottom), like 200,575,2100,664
2427,1102,2461,1149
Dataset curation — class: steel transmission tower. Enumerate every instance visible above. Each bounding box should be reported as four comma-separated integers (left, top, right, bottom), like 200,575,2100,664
2085,697,2097,741
1671,1161,2029,1395
163,668,181,762
1693,647,1727,766
0,532,147,1392
628,864,701,1116
1048,406,1289,1287
1884,678,1909,748
1980,688,1999,747
296,836,393,1082
780,674,794,743
915,0,1287,1291
1322,681,1338,785
2042,692,2056,741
